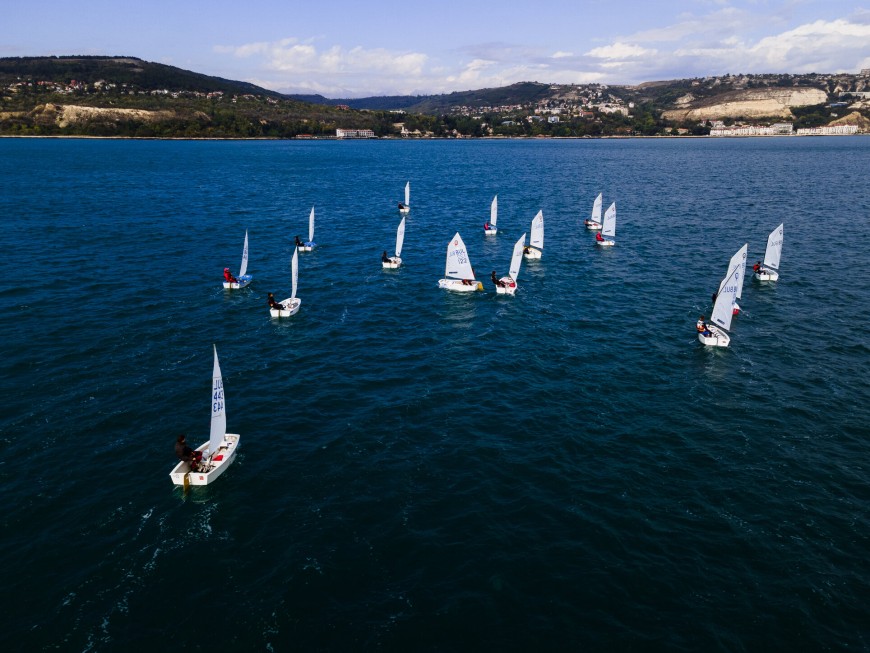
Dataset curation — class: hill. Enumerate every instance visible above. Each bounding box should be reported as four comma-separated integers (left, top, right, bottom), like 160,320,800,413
2,56,868,138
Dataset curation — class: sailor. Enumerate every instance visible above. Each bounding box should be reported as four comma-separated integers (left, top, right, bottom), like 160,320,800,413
696,315,711,336
267,292,283,311
223,267,238,283
175,434,202,471
382,250,390,263
595,232,604,242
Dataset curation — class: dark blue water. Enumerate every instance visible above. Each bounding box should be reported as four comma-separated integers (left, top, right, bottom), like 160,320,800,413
1,137,869,652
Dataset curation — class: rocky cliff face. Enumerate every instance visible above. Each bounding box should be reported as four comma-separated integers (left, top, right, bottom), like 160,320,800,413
29,103,208,127
662,87,828,121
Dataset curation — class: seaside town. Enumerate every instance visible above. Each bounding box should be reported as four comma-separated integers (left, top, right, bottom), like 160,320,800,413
2,60,869,138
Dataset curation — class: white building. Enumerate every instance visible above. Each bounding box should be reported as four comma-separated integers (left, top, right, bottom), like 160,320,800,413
796,125,859,136
336,128,376,139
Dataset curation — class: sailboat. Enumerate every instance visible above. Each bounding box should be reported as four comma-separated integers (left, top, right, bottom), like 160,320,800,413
398,181,410,214
270,248,302,317
523,210,544,259
223,230,252,288
484,195,498,235
494,233,526,296
596,202,616,247
383,217,405,269
698,263,742,347
584,193,603,230
297,207,316,252
438,232,483,292
717,243,748,315
753,223,783,281
169,346,240,486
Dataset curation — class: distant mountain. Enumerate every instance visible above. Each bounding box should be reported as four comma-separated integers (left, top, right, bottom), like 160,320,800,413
290,82,556,113
287,94,428,111
0,56,282,97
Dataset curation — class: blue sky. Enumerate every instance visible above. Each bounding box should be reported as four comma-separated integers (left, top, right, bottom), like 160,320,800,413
4,1,869,97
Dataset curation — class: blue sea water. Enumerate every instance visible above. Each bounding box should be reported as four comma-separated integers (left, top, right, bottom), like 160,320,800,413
1,136,869,652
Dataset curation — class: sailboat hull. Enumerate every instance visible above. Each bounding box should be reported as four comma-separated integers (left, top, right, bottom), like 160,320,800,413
495,277,517,295
438,278,483,292
596,239,615,247
170,434,240,486
270,298,301,317
297,243,314,252
585,221,602,230
754,269,779,281
382,257,402,269
523,247,542,260
484,227,498,235
223,275,252,289
399,206,410,215
698,325,730,347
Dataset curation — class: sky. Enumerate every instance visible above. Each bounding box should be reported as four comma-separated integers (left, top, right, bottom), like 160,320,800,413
3,1,869,97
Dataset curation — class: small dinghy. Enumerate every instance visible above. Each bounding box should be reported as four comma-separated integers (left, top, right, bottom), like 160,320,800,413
382,217,406,269
484,195,498,235
297,207,316,252
270,248,301,317
698,263,742,348
494,233,526,296
584,192,603,230
523,210,544,259
438,232,483,292
169,346,240,486
398,181,410,215
753,223,783,282
223,230,252,288
595,202,616,247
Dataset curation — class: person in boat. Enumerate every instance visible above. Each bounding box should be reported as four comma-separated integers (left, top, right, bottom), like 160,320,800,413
295,235,303,248
484,221,491,231
267,292,284,311
595,232,604,242
175,434,202,471
398,202,406,210
696,315,711,337
491,271,506,287
711,291,717,305
523,246,530,255
223,267,238,284
753,260,764,274
382,250,390,263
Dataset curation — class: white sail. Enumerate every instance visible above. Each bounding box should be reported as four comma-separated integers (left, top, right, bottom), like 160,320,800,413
591,193,602,223
711,263,741,332
308,207,315,243
395,217,406,257
209,345,226,456
509,233,526,281
445,232,475,280
602,203,616,238
719,243,748,299
239,230,249,277
763,223,783,271
490,195,498,227
404,181,410,206
529,210,544,250
291,247,298,300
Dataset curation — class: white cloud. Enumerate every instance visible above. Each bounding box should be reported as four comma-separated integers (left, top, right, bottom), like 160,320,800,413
217,14,870,97
585,42,657,60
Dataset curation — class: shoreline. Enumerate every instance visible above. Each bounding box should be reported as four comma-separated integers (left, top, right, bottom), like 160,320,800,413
1,133,867,141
